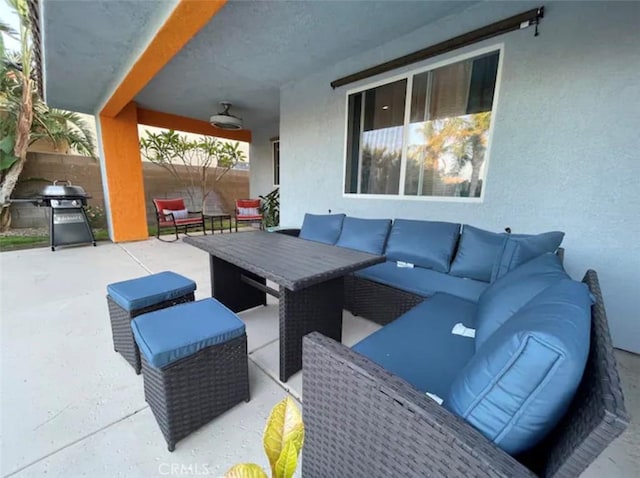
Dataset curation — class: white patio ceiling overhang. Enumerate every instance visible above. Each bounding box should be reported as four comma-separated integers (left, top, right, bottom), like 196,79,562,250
41,0,480,130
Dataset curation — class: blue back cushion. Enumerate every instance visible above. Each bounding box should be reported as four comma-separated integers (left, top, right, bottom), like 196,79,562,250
491,231,565,282
449,225,507,282
336,217,391,254
385,219,461,272
476,253,570,350
446,279,591,454
299,213,346,245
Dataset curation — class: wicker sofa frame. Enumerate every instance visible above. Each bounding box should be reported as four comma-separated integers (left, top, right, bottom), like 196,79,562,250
302,270,629,477
142,334,250,452
107,293,195,374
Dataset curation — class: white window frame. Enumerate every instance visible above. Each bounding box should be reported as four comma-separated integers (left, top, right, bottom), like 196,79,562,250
272,138,280,187
341,43,504,203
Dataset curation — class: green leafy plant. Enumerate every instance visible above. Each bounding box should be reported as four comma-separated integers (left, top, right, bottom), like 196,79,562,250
259,188,279,229
140,129,246,212
225,397,304,478
84,205,106,228
0,0,96,231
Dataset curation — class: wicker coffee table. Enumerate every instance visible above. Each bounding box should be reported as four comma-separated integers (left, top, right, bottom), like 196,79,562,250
183,231,384,381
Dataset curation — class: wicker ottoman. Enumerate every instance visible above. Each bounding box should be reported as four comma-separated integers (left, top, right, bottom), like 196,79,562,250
107,271,196,374
131,298,250,451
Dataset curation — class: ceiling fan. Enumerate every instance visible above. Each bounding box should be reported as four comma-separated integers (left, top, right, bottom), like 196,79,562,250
209,102,243,130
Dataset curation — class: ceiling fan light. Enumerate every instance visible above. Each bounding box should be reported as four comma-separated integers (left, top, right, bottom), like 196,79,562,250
210,102,243,130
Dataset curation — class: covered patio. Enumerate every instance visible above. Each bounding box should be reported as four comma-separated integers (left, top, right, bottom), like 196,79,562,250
1,240,638,476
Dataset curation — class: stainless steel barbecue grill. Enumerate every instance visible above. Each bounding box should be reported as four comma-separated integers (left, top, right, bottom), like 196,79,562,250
12,180,97,251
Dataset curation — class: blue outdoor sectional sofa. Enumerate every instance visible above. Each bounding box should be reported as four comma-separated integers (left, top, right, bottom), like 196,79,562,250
294,213,629,478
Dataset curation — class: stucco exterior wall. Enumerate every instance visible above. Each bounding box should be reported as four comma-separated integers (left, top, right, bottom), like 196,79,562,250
278,1,640,352
250,126,279,200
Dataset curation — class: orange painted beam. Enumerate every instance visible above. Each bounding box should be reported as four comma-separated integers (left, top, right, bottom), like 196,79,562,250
137,107,252,143
101,0,227,118
99,103,148,242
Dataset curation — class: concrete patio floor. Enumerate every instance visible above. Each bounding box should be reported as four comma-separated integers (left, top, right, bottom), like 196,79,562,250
1,235,638,477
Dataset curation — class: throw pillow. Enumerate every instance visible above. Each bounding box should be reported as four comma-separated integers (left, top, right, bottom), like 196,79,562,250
163,208,189,220
491,231,565,282
449,225,507,282
238,207,260,216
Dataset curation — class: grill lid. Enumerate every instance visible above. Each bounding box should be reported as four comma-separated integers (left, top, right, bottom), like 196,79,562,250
41,180,88,198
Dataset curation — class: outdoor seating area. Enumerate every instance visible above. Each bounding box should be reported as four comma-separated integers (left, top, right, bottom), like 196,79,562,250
1,234,638,477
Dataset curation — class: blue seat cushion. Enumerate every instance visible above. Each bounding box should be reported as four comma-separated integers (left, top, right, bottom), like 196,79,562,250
491,231,565,282
336,216,391,254
107,271,196,311
385,219,461,273
446,279,591,455
299,213,346,245
449,225,507,282
355,261,489,302
476,253,570,350
353,293,477,397
131,298,245,369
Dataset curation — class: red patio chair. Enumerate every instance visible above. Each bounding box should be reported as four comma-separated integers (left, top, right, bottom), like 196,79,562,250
152,198,206,242
234,199,263,231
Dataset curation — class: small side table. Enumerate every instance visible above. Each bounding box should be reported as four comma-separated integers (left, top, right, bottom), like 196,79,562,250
204,213,232,234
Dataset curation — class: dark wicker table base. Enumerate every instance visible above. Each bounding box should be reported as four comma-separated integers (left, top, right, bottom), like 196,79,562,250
344,274,424,325
210,255,343,382
142,334,250,451
107,293,195,374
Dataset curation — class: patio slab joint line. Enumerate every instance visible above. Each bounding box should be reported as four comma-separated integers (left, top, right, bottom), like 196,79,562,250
248,356,302,404
3,405,149,478
117,243,154,274
247,337,279,355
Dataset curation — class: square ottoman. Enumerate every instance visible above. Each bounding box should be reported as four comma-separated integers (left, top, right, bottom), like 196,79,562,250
107,271,196,374
131,298,250,451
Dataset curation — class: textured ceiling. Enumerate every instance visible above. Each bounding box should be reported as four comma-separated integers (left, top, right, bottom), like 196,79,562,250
135,0,477,130
42,0,177,113
41,0,478,125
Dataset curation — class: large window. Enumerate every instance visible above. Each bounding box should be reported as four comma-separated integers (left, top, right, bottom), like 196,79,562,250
344,48,500,199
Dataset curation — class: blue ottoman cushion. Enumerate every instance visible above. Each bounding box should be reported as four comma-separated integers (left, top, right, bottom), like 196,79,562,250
446,279,591,454
131,298,245,369
353,293,477,397
299,213,346,245
336,216,391,254
107,271,196,311
475,253,570,350
449,225,507,282
385,219,461,272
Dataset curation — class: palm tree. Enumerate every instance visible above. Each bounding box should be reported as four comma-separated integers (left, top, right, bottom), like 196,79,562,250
449,112,491,198
0,0,96,231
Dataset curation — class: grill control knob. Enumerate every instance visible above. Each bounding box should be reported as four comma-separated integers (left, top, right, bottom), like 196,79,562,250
51,200,59,207
72,200,79,207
